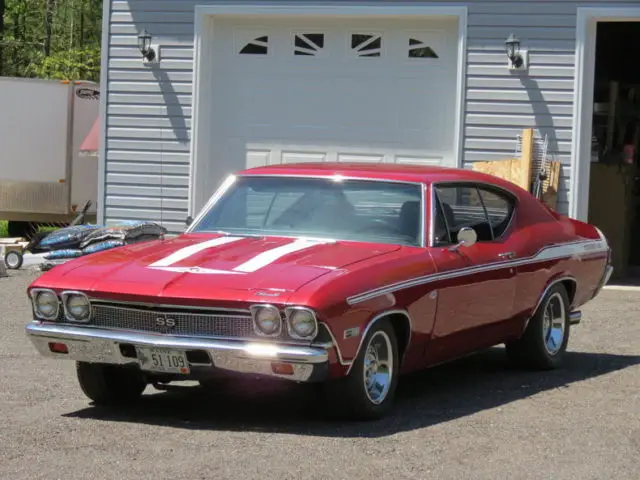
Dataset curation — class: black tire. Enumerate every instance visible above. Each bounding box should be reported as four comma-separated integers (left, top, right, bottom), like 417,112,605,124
76,362,147,406
506,283,571,370
4,250,23,270
323,318,399,421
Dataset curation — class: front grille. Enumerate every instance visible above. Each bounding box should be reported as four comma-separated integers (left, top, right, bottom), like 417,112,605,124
88,304,258,339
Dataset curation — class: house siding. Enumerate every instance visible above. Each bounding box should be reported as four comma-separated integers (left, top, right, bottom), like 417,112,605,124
104,0,638,232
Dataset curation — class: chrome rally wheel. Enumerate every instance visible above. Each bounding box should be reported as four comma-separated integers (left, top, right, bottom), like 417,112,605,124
542,292,567,356
363,330,394,405
324,318,399,420
506,283,570,370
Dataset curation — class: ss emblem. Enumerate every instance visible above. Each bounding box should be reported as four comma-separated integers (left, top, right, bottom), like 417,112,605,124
156,316,176,328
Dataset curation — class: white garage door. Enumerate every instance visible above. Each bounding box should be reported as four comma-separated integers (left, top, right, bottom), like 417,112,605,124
207,16,460,179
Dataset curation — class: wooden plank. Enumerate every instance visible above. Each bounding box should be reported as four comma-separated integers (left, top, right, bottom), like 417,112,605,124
471,158,523,188
542,161,561,210
520,128,534,192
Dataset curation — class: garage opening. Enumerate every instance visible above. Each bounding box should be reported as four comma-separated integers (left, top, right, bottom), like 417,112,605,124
587,21,640,283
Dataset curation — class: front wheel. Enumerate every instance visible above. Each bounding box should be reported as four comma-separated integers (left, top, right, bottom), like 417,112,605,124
324,318,399,420
76,362,147,406
506,283,571,370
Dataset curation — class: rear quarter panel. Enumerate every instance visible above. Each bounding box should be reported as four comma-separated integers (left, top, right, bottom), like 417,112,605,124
512,196,608,326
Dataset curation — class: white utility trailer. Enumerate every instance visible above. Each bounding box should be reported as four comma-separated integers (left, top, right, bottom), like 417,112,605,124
0,77,100,236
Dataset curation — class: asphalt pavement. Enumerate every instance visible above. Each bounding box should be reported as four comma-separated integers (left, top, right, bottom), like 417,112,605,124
1,268,638,480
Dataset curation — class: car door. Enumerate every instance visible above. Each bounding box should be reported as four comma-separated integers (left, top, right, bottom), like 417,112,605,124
427,182,519,357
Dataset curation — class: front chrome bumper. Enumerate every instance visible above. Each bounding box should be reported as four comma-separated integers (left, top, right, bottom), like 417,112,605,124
25,322,330,382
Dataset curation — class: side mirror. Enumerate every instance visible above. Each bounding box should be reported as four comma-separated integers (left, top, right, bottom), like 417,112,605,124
449,226,477,252
185,215,193,227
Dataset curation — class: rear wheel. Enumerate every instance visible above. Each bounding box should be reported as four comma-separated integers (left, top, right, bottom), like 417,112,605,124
506,284,570,370
76,362,147,405
324,318,399,420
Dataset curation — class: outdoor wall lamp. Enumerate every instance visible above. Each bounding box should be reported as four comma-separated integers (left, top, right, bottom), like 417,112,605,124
138,29,159,64
505,33,528,71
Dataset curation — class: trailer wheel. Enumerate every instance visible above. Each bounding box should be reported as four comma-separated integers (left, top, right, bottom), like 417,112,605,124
4,250,23,270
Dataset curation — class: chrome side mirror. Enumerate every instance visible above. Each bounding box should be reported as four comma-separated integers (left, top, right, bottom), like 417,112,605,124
449,226,477,252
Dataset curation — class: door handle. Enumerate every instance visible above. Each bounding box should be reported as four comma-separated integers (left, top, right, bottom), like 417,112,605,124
498,251,515,260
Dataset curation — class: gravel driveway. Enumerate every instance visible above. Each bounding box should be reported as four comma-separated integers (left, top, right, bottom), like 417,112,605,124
1,269,638,480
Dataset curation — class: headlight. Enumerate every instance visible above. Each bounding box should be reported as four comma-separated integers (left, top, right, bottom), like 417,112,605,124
286,307,318,339
251,305,282,336
31,289,59,320
62,292,91,322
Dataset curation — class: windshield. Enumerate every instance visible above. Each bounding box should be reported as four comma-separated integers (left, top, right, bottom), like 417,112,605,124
191,176,423,246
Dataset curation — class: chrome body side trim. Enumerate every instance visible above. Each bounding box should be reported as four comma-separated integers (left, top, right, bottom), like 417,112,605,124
26,322,329,383
346,239,607,305
318,322,350,366
345,309,412,375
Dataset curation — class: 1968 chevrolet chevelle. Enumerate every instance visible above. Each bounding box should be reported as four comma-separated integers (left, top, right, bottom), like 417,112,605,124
25,163,613,420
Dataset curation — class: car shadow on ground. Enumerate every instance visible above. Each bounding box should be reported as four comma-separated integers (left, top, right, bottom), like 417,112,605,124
63,348,640,438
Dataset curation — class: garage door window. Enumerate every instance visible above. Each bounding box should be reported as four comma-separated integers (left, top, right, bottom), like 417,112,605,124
409,38,439,59
239,36,269,55
294,33,325,56
351,34,382,57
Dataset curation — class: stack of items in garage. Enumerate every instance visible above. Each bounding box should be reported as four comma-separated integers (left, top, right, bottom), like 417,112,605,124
40,221,167,269
471,127,562,209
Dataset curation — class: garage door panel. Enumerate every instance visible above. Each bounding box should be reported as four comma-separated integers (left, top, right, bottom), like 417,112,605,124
208,16,459,182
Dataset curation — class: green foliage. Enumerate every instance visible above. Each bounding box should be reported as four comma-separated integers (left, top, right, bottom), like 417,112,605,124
0,221,8,238
28,45,101,80
0,0,102,81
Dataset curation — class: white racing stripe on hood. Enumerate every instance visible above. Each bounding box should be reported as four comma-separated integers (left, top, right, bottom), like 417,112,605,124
233,238,330,273
149,236,244,268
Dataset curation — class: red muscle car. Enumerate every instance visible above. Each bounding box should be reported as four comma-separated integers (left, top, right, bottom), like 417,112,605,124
25,163,613,420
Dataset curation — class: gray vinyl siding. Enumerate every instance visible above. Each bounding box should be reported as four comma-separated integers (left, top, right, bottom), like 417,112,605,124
104,0,639,232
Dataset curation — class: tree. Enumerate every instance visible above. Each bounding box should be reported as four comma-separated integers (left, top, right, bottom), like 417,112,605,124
0,0,5,74
0,0,102,81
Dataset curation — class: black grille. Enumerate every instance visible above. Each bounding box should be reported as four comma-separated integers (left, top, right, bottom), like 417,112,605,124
88,304,257,339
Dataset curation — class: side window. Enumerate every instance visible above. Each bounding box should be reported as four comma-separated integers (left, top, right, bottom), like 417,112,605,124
477,187,515,238
434,185,493,243
432,193,451,246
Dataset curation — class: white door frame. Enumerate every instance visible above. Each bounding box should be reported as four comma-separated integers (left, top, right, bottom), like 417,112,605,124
188,3,468,215
570,7,640,221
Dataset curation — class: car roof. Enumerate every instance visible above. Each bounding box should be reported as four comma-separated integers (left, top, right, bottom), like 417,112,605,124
236,162,526,194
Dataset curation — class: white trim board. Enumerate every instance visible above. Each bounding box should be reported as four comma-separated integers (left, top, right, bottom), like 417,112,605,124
96,0,112,225
570,8,640,222
188,4,468,215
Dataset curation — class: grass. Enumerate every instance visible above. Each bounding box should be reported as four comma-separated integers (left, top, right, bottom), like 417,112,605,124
0,221,7,238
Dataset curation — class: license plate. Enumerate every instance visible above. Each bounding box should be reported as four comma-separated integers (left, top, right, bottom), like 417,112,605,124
136,347,190,374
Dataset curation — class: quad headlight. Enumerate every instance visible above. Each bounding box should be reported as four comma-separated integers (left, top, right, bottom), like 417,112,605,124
61,291,91,322
31,289,60,320
250,304,319,339
285,307,318,339
251,305,282,336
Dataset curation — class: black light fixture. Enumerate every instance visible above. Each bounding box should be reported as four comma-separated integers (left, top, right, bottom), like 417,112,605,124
505,33,524,69
137,29,156,62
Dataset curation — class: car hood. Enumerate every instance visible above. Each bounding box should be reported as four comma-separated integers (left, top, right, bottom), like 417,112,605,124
42,234,400,302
